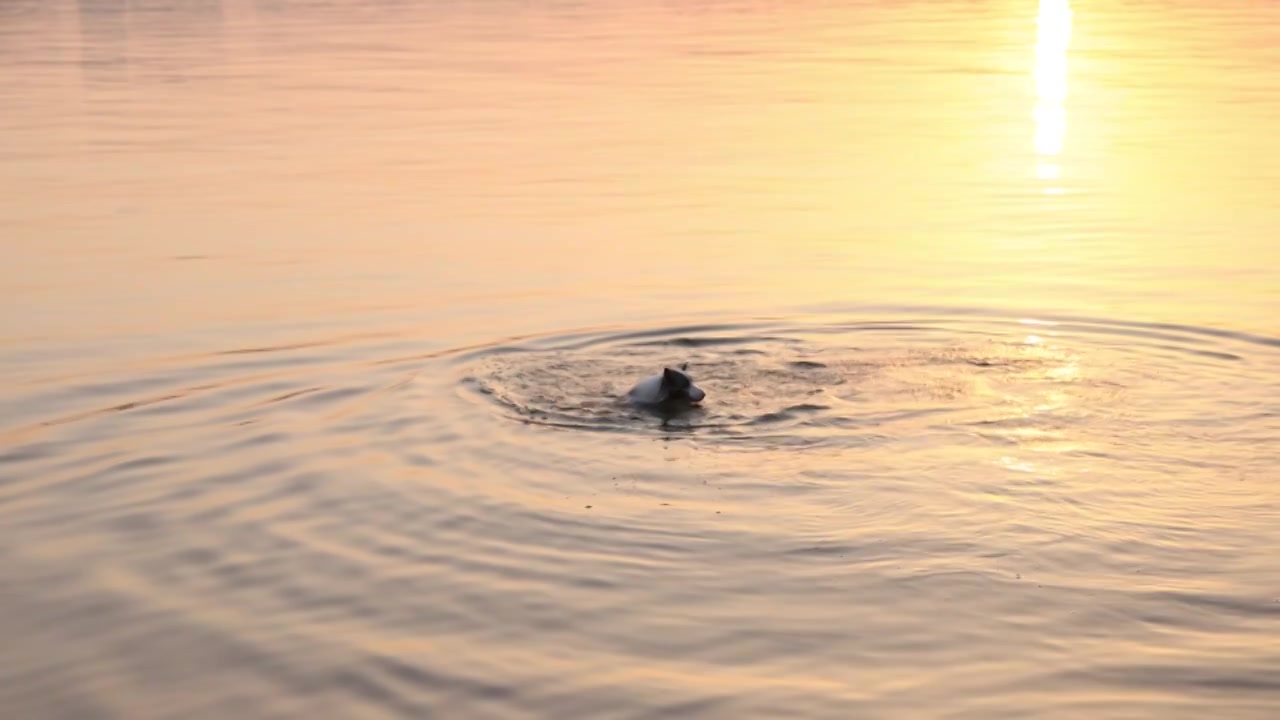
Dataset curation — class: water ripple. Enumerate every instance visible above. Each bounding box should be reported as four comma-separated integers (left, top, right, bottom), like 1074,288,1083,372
2,309,1277,719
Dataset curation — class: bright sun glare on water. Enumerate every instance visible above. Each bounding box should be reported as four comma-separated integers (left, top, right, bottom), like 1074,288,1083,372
1034,0,1073,191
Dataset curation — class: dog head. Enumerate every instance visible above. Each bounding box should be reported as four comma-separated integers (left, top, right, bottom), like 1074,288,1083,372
661,363,706,403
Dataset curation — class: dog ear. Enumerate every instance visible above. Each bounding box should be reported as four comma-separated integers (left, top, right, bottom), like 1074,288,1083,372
679,362,689,371
662,367,681,386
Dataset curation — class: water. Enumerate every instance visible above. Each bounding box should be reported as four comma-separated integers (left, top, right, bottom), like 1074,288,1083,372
2,1,1279,718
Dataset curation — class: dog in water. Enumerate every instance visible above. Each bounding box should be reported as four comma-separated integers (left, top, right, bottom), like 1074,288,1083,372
626,363,706,407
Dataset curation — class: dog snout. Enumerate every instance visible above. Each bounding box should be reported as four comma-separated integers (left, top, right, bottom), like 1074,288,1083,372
688,386,706,402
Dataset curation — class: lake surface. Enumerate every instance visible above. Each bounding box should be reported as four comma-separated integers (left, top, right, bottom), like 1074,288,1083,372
2,1,1279,718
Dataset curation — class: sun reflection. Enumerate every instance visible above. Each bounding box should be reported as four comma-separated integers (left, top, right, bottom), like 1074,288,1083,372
1033,0,1073,189
1000,455,1038,474
1034,163,1060,180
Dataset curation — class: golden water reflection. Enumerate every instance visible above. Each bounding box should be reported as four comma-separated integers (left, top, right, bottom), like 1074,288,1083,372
1034,0,1073,191
1,0,1275,353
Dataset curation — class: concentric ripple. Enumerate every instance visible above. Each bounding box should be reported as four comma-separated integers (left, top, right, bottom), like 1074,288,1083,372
450,313,1278,451
2,309,1278,720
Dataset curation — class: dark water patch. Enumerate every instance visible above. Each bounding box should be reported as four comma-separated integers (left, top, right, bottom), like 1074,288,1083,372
0,441,56,465
104,455,173,474
1071,663,1280,694
1143,590,1280,619
264,387,323,405
223,431,292,451
294,386,370,408
748,404,830,426
1152,344,1242,362
784,543,859,558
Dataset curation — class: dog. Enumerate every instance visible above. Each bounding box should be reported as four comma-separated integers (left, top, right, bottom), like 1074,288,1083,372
626,363,706,406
